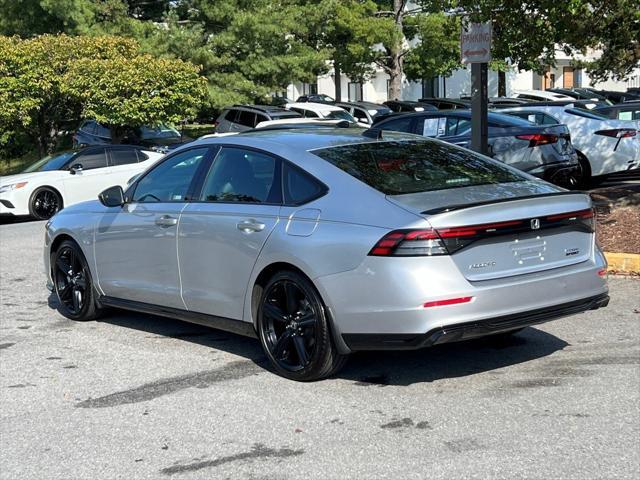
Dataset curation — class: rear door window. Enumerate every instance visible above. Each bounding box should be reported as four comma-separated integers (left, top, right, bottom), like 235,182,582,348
313,140,523,194
379,116,415,134
237,111,257,127
109,147,139,166
74,148,108,170
200,147,280,204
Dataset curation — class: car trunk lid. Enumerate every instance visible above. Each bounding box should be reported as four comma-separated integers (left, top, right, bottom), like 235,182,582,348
387,183,594,281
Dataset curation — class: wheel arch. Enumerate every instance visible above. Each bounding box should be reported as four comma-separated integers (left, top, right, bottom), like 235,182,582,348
248,261,351,354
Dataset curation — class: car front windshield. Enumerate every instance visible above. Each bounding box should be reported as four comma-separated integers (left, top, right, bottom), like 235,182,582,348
324,110,356,121
139,125,181,140
22,152,76,172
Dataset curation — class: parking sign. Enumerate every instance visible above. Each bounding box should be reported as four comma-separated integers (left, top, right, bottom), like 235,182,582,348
461,22,492,64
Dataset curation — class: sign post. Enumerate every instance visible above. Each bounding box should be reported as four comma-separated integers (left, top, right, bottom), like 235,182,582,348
461,22,492,155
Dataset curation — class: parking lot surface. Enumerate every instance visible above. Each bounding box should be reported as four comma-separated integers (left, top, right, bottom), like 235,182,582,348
1,220,639,479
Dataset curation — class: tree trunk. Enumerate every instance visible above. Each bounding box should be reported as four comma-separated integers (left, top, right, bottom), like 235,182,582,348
498,70,506,97
334,60,342,102
386,0,405,100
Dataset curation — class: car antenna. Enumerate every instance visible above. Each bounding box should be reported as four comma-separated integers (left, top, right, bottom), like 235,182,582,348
362,128,383,140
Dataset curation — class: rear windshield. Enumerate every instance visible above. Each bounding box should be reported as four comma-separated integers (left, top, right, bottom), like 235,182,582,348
487,112,535,127
313,140,523,195
271,111,301,119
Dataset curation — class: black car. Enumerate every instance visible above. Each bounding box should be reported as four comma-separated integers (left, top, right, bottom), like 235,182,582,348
583,89,640,104
374,110,581,187
417,97,470,110
545,88,609,102
594,101,640,121
73,120,191,152
335,101,392,125
383,100,437,113
295,94,335,104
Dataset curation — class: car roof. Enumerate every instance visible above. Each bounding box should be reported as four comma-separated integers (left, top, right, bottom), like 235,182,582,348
188,127,420,152
336,101,388,110
286,102,343,112
230,104,291,113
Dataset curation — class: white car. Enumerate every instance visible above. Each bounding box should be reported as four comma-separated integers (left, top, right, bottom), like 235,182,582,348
512,90,574,102
285,102,366,126
500,105,639,183
0,145,163,219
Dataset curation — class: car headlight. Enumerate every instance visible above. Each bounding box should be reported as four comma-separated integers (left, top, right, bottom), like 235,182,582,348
0,182,28,194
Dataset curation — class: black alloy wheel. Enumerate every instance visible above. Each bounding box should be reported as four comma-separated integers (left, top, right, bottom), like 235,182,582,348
52,240,101,321
257,271,347,381
30,188,62,220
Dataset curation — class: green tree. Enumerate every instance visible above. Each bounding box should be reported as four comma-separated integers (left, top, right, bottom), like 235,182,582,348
403,12,461,85
298,0,390,100
438,0,640,84
0,34,206,156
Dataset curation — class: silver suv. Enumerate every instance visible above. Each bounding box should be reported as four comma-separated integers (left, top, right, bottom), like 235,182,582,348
215,105,301,133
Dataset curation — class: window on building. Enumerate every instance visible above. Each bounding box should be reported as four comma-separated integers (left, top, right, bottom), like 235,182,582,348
348,82,363,102
422,78,440,99
302,83,318,95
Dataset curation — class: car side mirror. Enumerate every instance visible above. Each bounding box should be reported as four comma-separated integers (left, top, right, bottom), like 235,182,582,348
69,163,83,175
99,185,125,208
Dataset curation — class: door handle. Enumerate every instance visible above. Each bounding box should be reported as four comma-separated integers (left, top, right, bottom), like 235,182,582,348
237,219,265,233
155,215,178,227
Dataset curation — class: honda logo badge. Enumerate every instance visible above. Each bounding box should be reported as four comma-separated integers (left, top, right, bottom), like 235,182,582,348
531,218,540,230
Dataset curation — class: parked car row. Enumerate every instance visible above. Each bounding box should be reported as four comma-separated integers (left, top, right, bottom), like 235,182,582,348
2,87,637,220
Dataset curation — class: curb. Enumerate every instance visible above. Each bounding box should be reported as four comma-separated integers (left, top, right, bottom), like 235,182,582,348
604,252,640,274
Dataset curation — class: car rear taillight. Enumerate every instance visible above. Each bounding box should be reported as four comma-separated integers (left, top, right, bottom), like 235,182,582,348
369,209,595,257
594,128,636,139
369,229,448,256
515,133,558,147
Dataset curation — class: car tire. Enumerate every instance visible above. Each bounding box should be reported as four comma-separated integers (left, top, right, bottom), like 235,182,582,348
29,187,62,220
257,270,348,381
575,152,592,189
51,240,102,321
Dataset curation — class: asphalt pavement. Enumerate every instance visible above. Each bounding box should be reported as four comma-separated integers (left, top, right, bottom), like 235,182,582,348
0,220,639,479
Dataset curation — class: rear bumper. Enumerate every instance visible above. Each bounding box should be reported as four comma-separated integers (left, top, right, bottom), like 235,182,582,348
342,293,609,351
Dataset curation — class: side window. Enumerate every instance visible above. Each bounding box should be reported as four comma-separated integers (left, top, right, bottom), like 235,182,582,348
237,110,256,127
74,149,107,170
226,109,240,122
200,147,279,204
136,150,149,161
109,148,139,166
81,121,97,134
256,113,268,125
283,163,326,205
354,108,369,123
94,123,111,138
416,117,446,137
379,117,414,134
444,117,459,136
133,147,209,203
541,114,559,125
454,118,471,135
305,110,319,118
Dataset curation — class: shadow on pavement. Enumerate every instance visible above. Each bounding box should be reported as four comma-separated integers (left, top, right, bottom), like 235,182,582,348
48,293,568,386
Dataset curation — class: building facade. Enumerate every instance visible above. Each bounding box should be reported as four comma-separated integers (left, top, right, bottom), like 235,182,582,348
287,53,640,103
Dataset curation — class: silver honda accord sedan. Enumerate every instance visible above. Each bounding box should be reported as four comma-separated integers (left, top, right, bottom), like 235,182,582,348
44,127,609,381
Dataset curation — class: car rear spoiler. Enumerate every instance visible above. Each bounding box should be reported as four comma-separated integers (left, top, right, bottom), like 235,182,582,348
421,191,585,215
